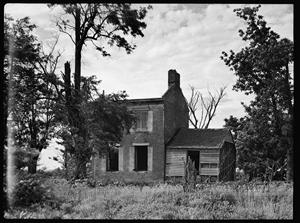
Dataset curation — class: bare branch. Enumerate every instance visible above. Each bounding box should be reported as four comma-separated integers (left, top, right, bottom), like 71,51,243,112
57,21,76,44
188,85,227,129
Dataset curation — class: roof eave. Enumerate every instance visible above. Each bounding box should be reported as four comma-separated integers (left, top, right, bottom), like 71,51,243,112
167,146,220,149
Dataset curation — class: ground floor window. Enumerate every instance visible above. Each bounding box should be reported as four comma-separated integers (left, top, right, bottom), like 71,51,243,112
134,146,148,171
106,148,119,171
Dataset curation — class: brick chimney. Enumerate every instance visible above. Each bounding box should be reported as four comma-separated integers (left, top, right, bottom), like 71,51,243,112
168,69,180,88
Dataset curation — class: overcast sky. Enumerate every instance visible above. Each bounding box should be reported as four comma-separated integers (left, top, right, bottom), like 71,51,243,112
5,3,293,170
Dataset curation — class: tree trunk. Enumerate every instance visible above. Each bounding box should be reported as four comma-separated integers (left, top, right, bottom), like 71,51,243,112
74,158,87,179
286,138,293,181
284,64,293,182
28,155,38,174
74,6,81,99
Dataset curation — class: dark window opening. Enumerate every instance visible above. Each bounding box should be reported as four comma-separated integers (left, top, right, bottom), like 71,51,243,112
135,146,148,171
107,149,119,171
187,151,200,174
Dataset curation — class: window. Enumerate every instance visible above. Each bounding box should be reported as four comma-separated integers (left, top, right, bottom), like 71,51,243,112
106,148,119,171
135,111,148,131
187,151,200,174
134,146,148,171
200,163,218,168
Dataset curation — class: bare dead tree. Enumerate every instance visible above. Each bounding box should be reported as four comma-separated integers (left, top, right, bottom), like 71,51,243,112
187,86,226,129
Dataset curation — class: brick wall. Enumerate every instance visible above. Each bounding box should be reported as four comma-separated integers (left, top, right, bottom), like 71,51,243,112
92,69,189,183
92,102,165,181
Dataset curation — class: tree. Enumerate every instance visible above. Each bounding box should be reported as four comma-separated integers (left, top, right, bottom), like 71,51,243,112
48,3,151,179
221,5,293,181
4,15,62,173
49,3,151,97
59,62,135,179
224,115,246,141
187,86,226,129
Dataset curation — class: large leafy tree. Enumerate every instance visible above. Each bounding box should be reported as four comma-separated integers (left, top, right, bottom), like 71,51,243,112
4,15,62,173
48,4,151,179
59,62,135,179
49,3,151,97
221,5,293,181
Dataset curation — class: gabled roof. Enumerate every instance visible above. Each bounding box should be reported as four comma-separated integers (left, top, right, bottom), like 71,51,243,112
167,128,233,148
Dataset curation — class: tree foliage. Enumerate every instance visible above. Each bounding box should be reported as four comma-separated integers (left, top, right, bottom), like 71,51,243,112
58,63,135,179
48,3,151,179
221,5,293,181
49,3,151,94
4,15,62,173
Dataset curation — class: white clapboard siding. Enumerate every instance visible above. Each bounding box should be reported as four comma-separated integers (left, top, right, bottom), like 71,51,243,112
166,149,186,176
148,146,153,171
118,147,124,171
100,156,106,172
200,151,219,163
147,110,153,132
129,146,134,171
200,168,219,176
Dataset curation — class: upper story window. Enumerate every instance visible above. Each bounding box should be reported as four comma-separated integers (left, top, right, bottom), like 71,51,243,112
135,110,148,131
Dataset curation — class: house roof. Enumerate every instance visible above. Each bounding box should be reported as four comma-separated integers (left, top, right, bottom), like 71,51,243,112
125,97,163,104
167,128,233,148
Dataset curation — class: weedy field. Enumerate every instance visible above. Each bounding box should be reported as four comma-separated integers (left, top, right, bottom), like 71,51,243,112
4,175,293,219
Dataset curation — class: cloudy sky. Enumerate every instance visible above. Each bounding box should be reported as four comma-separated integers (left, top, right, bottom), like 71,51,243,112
5,3,293,170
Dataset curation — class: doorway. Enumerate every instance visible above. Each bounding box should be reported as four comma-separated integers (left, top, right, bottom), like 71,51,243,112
187,151,200,174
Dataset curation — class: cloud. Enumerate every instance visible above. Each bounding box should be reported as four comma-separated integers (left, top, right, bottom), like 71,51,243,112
5,3,293,168
4,3,293,125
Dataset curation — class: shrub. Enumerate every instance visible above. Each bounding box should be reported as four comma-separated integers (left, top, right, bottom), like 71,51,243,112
12,177,48,207
219,191,237,206
11,171,63,209
87,178,96,188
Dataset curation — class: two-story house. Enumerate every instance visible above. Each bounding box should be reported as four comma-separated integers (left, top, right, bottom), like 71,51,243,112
91,70,236,183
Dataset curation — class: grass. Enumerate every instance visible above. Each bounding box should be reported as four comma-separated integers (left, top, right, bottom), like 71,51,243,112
4,178,293,219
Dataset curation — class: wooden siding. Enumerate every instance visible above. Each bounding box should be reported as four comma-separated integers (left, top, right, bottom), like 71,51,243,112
199,152,219,163
199,150,219,176
166,149,186,176
199,168,219,175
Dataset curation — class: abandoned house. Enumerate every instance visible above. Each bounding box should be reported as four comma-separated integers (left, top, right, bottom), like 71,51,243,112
91,70,236,183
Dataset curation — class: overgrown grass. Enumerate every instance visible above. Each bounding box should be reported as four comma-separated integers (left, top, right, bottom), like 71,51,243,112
4,178,293,219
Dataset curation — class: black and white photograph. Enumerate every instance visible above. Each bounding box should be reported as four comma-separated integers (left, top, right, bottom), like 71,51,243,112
3,3,293,219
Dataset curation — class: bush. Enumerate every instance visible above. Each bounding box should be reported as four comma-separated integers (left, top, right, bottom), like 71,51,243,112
12,177,49,207
11,171,63,209
87,178,96,188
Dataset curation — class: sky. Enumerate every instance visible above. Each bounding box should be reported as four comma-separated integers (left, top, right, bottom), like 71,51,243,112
4,4,293,170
